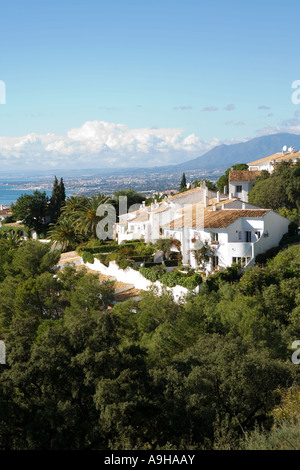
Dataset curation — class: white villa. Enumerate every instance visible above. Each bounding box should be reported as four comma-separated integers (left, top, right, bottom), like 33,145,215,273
162,198,290,272
0,207,12,227
228,170,262,202
248,147,300,173
115,182,218,245
114,183,291,274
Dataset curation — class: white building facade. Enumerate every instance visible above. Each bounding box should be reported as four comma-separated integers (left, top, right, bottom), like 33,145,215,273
113,184,291,274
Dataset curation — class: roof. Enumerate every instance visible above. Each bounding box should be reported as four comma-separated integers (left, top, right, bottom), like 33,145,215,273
0,209,12,215
129,213,150,223
176,197,240,213
163,205,269,230
229,170,262,182
248,151,300,166
167,187,204,201
150,204,170,214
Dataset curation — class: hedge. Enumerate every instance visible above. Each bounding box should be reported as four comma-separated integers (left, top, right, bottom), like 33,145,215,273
79,245,120,254
82,251,95,264
164,260,179,267
139,266,202,289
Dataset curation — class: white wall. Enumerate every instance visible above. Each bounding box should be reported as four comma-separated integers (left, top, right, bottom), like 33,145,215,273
228,181,256,202
253,211,290,258
84,258,194,302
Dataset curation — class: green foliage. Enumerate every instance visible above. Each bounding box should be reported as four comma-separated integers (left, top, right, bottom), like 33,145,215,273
248,177,286,210
278,207,300,225
241,420,300,450
194,179,217,191
48,216,80,251
82,251,95,264
113,189,144,216
255,246,282,265
1,238,300,450
216,163,248,193
140,265,202,289
206,264,240,291
179,172,187,192
11,190,49,233
49,176,66,223
79,241,156,269
49,193,113,246
249,160,300,216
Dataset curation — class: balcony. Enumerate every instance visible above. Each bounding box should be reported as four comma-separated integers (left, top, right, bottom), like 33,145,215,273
227,242,254,259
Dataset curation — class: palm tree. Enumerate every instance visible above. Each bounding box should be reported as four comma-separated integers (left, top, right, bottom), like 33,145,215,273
60,195,87,219
74,194,112,240
1,230,23,249
48,217,80,251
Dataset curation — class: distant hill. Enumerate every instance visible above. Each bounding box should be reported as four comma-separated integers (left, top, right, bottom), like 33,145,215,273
175,133,300,171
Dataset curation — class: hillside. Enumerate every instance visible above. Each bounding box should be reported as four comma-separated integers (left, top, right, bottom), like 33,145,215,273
175,133,300,171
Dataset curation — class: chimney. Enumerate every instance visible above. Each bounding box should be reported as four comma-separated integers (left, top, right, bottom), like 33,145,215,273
204,196,209,208
217,191,220,203
229,193,233,200
221,204,225,210
213,204,217,211
224,186,227,195
242,203,246,210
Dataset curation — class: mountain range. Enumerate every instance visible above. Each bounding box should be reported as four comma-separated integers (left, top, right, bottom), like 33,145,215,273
174,132,300,172
2,132,300,179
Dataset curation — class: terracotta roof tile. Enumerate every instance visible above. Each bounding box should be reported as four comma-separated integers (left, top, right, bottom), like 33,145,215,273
229,170,262,181
248,151,300,166
163,205,269,230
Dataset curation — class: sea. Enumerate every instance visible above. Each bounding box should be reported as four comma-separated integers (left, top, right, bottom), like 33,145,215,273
0,178,73,207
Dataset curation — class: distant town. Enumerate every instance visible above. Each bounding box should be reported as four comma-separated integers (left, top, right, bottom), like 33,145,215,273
1,167,222,200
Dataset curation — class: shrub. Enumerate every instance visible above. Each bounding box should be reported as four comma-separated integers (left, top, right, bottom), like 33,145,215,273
279,234,300,247
256,246,282,265
82,251,95,264
139,265,202,289
164,260,179,267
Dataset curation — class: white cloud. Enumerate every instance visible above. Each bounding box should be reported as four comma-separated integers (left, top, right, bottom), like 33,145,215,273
224,104,236,111
0,120,220,169
202,106,218,112
172,106,193,111
255,117,300,136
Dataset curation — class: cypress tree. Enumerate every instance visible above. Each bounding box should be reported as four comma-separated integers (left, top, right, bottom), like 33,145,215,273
50,176,65,223
180,173,187,192
59,177,66,208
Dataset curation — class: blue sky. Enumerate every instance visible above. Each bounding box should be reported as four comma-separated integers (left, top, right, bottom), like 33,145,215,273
1,0,300,170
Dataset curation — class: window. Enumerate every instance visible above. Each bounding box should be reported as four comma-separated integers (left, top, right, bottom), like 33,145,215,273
210,232,219,242
212,256,219,268
255,231,261,239
236,185,242,193
245,231,252,242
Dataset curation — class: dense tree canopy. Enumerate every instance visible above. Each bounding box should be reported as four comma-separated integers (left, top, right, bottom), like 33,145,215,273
11,190,49,234
0,239,300,449
249,160,300,221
